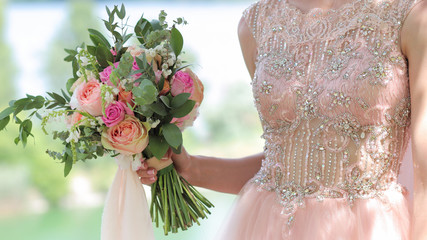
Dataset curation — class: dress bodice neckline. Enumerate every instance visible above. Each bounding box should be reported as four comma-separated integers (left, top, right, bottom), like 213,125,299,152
281,0,364,17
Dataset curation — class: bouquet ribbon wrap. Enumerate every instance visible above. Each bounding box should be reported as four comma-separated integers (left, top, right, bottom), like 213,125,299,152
101,156,155,240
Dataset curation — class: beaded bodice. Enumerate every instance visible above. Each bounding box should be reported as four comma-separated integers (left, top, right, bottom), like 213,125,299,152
243,0,421,224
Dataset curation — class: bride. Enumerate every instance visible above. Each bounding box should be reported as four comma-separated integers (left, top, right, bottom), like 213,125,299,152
139,0,427,239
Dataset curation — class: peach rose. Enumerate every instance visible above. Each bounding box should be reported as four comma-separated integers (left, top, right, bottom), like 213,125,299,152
66,112,84,128
170,69,204,130
118,90,135,107
101,115,150,155
171,104,200,130
71,79,103,116
182,68,204,104
127,45,144,57
155,70,171,95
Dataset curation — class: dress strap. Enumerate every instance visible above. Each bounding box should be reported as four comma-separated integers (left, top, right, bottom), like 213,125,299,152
242,1,261,44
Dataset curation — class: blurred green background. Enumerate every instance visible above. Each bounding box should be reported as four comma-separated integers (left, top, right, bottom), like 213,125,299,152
0,0,263,239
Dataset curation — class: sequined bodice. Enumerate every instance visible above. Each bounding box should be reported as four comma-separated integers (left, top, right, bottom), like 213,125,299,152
243,0,420,224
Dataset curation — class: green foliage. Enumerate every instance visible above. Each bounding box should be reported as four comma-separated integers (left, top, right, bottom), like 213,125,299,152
134,17,153,45
147,135,169,160
162,123,182,149
132,79,159,106
170,27,184,56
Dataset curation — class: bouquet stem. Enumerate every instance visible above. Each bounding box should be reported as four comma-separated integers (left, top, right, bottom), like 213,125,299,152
148,159,214,235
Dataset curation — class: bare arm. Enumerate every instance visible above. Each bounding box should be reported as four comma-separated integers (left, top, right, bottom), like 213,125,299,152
138,16,264,194
401,1,427,239
179,153,264,194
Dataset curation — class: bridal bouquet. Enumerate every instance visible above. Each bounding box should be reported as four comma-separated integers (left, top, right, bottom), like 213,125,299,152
0,4,213,237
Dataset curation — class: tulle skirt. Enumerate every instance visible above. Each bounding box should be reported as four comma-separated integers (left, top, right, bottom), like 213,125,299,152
216,181,411,240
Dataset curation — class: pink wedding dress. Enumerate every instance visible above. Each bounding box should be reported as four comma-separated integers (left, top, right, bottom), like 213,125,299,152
217,0,424,239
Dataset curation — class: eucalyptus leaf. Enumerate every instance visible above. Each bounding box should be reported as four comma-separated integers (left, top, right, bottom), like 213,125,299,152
64,55,75,62
132,79,158,106
0,116,10,131
64,155,73,177
72,58,79,79
135,18,153,45
0,107,15,120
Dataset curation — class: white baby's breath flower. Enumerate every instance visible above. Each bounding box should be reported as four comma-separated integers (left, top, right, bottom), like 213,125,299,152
77,47,83,53
151,120,161,128
147,48,157,58
168,54,176,61
162,63,169,70
167,58,175,66
89,119,97,127
66,130,80,143
104,92,114,104
154,45,163,53
163,69,172,78
80,56,90,66
161,48,168,56
96,117,104,126
131,153,143,171
147,118,161,128
112,87,120,95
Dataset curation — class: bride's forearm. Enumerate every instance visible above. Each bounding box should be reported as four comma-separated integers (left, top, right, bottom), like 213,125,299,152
181,152,264,194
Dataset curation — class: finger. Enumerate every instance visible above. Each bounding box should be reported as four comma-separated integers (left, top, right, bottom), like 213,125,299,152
136,162,148,176
137,167,157,178
140,175,157,185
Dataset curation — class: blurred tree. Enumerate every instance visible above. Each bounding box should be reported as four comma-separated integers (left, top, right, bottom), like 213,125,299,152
45,0,98,90
203,80,261,144
0,0,16,102
11,0,252,2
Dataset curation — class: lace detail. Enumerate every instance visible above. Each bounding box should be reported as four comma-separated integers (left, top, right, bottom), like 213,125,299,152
243,0,421,227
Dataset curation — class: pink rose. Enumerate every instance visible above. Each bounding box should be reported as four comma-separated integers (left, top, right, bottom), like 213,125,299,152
101,101,134,127
101,116,150,155
71,79,103,116
132,59,142,80
100,62,120,86
155,70,162,83
170,71,194,97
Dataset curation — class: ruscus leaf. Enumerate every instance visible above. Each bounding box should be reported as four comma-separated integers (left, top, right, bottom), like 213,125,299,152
162,123,182,149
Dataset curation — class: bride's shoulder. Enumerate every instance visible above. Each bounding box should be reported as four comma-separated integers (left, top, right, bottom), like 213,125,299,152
243,0,276,11
241,0,276,32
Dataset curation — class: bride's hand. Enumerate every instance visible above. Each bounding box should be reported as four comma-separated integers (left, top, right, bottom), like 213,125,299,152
137,147,192,185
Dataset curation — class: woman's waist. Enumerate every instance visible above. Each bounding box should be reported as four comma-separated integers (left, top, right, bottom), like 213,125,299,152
251,171,405,203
